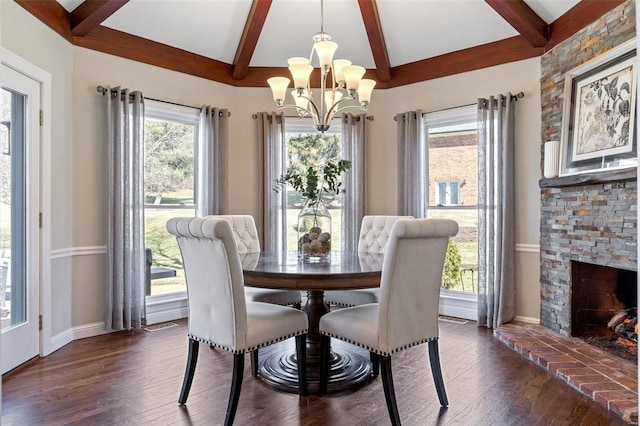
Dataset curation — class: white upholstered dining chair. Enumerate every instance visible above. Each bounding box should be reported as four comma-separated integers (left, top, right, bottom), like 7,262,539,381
319,218,459,425
217,215,302,377
324,215,412,307
167,217,308,426
217,215,301,307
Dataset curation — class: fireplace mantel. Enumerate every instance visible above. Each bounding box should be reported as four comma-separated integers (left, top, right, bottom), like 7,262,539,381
538,167,638,188
539,167,636,188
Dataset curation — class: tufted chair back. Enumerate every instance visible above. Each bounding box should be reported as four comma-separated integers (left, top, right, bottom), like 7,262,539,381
377,218,458,355
166,217,249,352
357,215,414,253
215,215,261,254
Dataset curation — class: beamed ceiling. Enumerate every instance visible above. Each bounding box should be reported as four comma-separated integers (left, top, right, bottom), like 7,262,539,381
16,0,627,89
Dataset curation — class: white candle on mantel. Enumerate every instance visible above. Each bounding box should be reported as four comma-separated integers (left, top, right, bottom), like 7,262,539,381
544,140,560,178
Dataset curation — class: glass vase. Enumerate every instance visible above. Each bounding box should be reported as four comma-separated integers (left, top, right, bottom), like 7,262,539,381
297,198,331,262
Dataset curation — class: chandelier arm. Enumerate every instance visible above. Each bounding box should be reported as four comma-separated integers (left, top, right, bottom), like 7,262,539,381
332,104,367,117
322,96,356,125
275,103,315,119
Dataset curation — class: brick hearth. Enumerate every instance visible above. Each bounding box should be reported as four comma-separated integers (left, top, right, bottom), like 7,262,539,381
495,322,638,424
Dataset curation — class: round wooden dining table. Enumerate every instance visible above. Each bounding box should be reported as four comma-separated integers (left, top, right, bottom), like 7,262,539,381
241,250,383,394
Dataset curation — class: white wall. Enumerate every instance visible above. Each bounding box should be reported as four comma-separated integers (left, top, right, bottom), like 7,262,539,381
2,2,542,347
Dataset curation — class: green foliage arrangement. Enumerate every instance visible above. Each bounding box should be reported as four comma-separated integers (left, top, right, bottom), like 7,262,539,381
442,237,462,289
274,159,352,205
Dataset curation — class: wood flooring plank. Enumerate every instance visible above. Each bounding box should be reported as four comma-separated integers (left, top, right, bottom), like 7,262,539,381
1,319,627,425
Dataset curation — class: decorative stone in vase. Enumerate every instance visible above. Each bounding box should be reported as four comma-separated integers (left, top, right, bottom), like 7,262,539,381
297,198,331,262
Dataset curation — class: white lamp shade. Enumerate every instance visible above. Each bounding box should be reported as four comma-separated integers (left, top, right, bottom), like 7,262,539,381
287,57,310,66
342,65,365,91
292,89,309,110
288,63,313,89
267,77,290,102
357,79,376,103
314,41,338,68
332,59,352,83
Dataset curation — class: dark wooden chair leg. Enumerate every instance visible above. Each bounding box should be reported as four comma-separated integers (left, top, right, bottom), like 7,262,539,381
295,334,308,396
319,335,331,395
370,351,380,378
178,338,199,404
428,339,449,407
250,349,259,378
224,353,245,426
380,356,401,426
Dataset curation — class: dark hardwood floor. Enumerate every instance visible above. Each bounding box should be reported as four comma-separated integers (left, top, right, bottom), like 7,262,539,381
2,318,626,425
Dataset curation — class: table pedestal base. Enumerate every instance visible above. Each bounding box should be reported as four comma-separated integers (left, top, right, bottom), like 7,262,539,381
257,341,374,394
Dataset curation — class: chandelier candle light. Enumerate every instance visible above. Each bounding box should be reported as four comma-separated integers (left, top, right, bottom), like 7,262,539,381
267,0,376,133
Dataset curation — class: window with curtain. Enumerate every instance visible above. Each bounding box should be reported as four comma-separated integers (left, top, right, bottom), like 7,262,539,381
436,181,460,206
143,100,199,296
283,120,344,251
424,106,479,298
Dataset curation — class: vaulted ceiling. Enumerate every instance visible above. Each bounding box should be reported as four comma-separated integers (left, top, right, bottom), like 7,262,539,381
16,0,626,89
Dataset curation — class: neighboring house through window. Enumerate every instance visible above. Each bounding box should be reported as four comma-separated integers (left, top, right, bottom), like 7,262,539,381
425,105,478,319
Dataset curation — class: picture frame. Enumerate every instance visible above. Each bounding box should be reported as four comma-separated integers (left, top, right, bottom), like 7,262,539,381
559,38,637,176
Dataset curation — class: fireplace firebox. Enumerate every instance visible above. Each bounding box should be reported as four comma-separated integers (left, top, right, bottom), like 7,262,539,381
570,261,637,363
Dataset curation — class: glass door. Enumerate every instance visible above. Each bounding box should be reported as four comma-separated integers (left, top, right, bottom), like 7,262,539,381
1,64,40,373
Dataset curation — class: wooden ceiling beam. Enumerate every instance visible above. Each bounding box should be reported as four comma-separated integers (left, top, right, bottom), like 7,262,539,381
232,0,273,81
386,36,543,89
357,0,391,83
76,26,236,85
13,0,627,90
14,0,73,43
71,0,130,37
485,0,548,48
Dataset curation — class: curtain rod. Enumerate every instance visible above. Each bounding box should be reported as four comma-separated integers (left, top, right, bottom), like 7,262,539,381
393,91,525,121
95,86,231,117
252,113,374,121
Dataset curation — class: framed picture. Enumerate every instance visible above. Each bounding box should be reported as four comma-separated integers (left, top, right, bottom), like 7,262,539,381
559,38,637,176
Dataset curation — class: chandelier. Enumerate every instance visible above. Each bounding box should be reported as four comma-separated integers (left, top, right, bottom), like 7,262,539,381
267,0,376,133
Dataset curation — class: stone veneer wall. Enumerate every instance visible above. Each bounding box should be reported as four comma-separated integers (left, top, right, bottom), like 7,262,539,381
539,0,636,336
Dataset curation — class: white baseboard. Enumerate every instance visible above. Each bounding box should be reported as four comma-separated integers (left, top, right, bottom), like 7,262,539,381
49,329,74,353
514,315,540,324
49,321,108,354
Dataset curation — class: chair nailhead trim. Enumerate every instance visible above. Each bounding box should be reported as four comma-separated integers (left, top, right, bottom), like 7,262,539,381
189,328,308,355
322,300,356,308
319,331,437,356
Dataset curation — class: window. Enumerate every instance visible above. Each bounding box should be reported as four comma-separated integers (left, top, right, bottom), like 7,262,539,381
425,106,478,300
436,181,460,206
143,100,199,296
284,120,343,251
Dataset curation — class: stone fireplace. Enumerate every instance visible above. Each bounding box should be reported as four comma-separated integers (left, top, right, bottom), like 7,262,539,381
540,178,637,337
498,2,639,422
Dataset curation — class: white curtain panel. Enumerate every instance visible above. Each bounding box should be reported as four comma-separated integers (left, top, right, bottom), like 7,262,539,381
197,106,229,216
396,110,427,217
341,113,367,252
106,87,145,331
256,112,286,252
477,94,517,328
